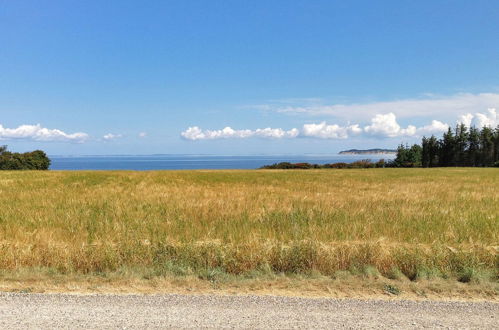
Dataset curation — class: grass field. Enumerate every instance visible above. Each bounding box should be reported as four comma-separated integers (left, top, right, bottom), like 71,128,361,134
0,169,497,298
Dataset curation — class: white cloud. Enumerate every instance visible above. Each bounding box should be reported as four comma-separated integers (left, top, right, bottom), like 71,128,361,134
302,122,362,139
103,133,122,141
364,113,417,137
456,108,498,129
250,93,499,120
181,127,206,140
254,127,299,138
138,132,147,138
474,108,498,128
457,113,474,128
181,126,252,140
181,108,498,141
416,120,449,136
181,126,298,141
0,124,88,143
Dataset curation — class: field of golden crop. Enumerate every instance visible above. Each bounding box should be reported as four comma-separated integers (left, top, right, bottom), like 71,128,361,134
0,168,497,295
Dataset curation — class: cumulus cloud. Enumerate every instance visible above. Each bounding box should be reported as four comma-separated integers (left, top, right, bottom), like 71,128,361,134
103,133,122,141
0,124,88,143
457,113,474,128
473,108,497,128
181,126,298,141
416,120,449,136
138,132,147,138
364,113,417,137
254,127,299,138
302,122,362,139
182,108,498,141
249,93,499,121
457,108,498,128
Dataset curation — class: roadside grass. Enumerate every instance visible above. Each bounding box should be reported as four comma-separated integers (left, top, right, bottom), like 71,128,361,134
0,168,497,296
0,266,497,300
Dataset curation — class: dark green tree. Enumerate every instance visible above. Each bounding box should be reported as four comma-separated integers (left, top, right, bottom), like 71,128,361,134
421,137,430,167
454,123,468,165
467,126,480,166
493,126,499,164
23,150,51,170
394,143,422,167
439,127,455,166
0,146,51,170
479,126,494,166
427,135,439,167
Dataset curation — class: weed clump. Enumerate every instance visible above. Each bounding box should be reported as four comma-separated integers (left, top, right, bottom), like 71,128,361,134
383,284,401,295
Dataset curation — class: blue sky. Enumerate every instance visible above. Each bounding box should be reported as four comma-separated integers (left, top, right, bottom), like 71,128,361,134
1,0,498,155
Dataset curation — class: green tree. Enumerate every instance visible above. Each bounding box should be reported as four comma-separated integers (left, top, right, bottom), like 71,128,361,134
454,123,468,166
493,126,499,163
467,126,480,166
0,146,51,170
23,150,51,170
427,135,439,167
421,137,430,167
439,127,455,166
394,143,422,167
479,126,494,166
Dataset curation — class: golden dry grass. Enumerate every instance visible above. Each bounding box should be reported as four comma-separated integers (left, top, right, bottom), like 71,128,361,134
2,271,497,301
0,168,497,295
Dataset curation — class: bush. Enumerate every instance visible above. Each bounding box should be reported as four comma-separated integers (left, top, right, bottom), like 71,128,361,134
350,160,376,168
325,162,349,169
0,146,51,170
260,160,380,169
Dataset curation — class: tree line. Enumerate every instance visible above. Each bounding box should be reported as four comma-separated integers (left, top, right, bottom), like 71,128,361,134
394,124,499,167
0,146,51,170
262,124,499,169
260,159,387,169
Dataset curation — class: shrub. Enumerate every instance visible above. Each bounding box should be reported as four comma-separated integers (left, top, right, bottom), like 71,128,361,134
261,160,379,169
0,146,51,170
383,284,401,295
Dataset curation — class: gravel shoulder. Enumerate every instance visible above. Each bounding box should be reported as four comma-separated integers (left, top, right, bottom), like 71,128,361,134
0,292,497,329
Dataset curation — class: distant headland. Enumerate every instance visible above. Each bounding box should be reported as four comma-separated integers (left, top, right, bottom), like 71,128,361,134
339,148,397,155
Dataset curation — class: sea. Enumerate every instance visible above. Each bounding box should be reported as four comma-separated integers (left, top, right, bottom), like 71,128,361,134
49,154,395,171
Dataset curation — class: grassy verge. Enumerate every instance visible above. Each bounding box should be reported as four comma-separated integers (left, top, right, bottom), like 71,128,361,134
0,169,497,297
1,267,497,300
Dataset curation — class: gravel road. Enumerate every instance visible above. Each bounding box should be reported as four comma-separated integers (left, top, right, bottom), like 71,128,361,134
0,293,497,329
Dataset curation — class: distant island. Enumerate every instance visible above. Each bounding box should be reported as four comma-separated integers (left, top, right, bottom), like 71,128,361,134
339,148,397,155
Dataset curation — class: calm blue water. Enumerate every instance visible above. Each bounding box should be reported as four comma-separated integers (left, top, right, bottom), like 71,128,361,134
49,154,395,171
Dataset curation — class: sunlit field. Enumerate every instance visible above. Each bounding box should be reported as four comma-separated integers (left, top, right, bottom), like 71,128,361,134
0,169,497,296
